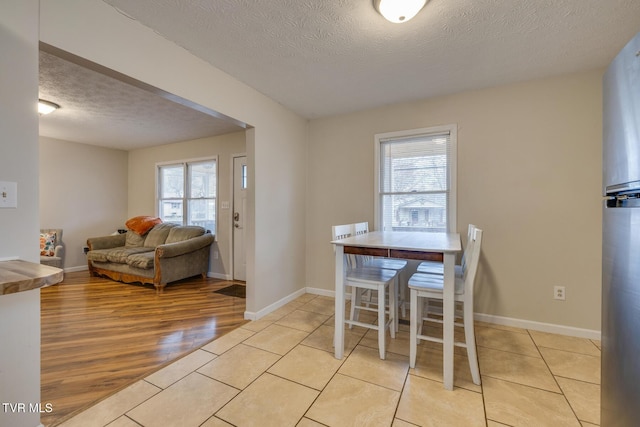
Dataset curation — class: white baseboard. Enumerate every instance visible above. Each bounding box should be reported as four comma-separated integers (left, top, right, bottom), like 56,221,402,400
305,287,335,298
207,272,232,280
475,312,601,340
64,265,88,273
300,287,601,340
240,286,601,341
244,287,307,321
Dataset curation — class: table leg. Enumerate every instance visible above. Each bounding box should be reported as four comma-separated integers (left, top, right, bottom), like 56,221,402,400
442,252,455,390
334,245,345,359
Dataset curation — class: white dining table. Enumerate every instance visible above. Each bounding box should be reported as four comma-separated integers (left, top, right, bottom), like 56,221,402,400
332,230,462,390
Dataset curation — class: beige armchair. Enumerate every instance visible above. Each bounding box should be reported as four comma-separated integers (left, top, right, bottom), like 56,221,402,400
40,228,64,268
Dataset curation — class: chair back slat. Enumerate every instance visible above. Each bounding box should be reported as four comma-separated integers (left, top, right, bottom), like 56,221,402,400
463,228,483,296
332,223,358,269
459,224,476,273
332,224,352,240
352,222,373,267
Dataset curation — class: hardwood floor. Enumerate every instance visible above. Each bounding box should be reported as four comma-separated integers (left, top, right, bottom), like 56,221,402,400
40,271,248,427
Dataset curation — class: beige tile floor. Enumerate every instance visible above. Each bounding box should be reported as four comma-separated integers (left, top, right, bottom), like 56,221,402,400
58,294,601,427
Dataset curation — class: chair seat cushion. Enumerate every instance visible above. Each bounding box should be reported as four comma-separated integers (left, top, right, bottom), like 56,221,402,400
346,267,397,284
408,273,464,295
364,258,407,270
416,261,463,276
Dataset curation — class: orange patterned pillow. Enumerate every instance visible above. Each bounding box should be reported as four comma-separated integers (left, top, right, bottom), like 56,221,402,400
125,216,162,236
40,232,57,256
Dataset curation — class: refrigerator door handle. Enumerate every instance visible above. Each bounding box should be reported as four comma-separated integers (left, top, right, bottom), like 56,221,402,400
606,180,640,196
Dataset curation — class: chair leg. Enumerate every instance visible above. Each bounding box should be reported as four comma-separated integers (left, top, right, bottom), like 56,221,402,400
417,294,424,336
393,276,400,333
409,288,418,368
463,300,481,385
378,285,386,359
399,270,407,319
389,280,396,339
349,287,361,329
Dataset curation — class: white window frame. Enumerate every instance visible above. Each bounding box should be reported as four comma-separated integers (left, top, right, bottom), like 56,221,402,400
374,125,457,232
156,156,218,234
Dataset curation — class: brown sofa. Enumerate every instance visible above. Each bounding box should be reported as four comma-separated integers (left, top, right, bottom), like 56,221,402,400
86,222,214,293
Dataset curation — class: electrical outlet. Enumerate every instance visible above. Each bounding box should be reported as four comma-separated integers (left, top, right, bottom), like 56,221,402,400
554,286,566,300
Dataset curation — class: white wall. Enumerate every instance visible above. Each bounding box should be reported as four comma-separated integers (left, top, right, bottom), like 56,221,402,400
40,0,308,315
307,70,603,332
39,137,129,270
0,1,43,426
127,131,246,279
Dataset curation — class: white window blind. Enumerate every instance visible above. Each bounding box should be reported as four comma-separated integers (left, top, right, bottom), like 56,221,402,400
375,126,456,232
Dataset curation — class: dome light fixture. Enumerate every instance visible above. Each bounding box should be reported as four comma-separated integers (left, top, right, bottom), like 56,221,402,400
373,0,427,23
38,99,60,115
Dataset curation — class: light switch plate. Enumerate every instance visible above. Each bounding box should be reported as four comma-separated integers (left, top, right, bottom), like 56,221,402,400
0,181,17,208
221,201,230,209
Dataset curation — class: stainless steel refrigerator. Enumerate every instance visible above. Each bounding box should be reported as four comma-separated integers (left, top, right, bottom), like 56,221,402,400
602,30,640,427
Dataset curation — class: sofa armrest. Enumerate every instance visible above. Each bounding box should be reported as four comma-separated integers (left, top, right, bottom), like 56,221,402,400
155,233,215,259
87,234,127,251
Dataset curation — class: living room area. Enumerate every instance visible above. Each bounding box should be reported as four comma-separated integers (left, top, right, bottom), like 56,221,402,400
37,45,254,426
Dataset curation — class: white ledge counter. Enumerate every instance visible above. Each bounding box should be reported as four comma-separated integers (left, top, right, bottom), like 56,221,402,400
0,260,63,295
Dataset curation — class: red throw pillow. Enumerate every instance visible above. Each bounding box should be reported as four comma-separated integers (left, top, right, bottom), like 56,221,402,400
125,216,162,236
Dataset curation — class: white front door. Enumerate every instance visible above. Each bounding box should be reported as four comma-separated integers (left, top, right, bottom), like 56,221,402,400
233,156,247,281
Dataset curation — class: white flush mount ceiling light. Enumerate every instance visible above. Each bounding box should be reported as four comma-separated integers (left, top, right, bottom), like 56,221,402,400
38,99,60,115
373,0,427,23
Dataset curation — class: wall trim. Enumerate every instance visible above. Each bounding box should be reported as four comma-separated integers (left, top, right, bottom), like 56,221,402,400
208,272,232,280
305,287,335,298
303,287,601,340
244,287,307,320
475,312,601,340
64,265,88,273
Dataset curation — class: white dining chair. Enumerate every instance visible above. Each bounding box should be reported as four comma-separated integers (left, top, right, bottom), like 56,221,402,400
332,223,398,359
416,224,476,277
408,227,483,385
350,222,407,330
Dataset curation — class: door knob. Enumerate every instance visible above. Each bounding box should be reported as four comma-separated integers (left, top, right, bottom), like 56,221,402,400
234,212,240,221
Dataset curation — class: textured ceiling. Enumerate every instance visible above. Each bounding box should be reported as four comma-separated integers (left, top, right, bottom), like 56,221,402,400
41,0,640,150
39,50,245,151
102,0,640,119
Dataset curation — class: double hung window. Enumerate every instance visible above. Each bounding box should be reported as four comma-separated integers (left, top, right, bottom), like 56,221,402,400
375,125,457,233
157,158,217,233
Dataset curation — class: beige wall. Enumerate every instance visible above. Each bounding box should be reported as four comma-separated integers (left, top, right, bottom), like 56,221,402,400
41,0,308,315
39,137,129,270
39,0,603,331
0,1,42,426
127,131,246,279
307,70,603,331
